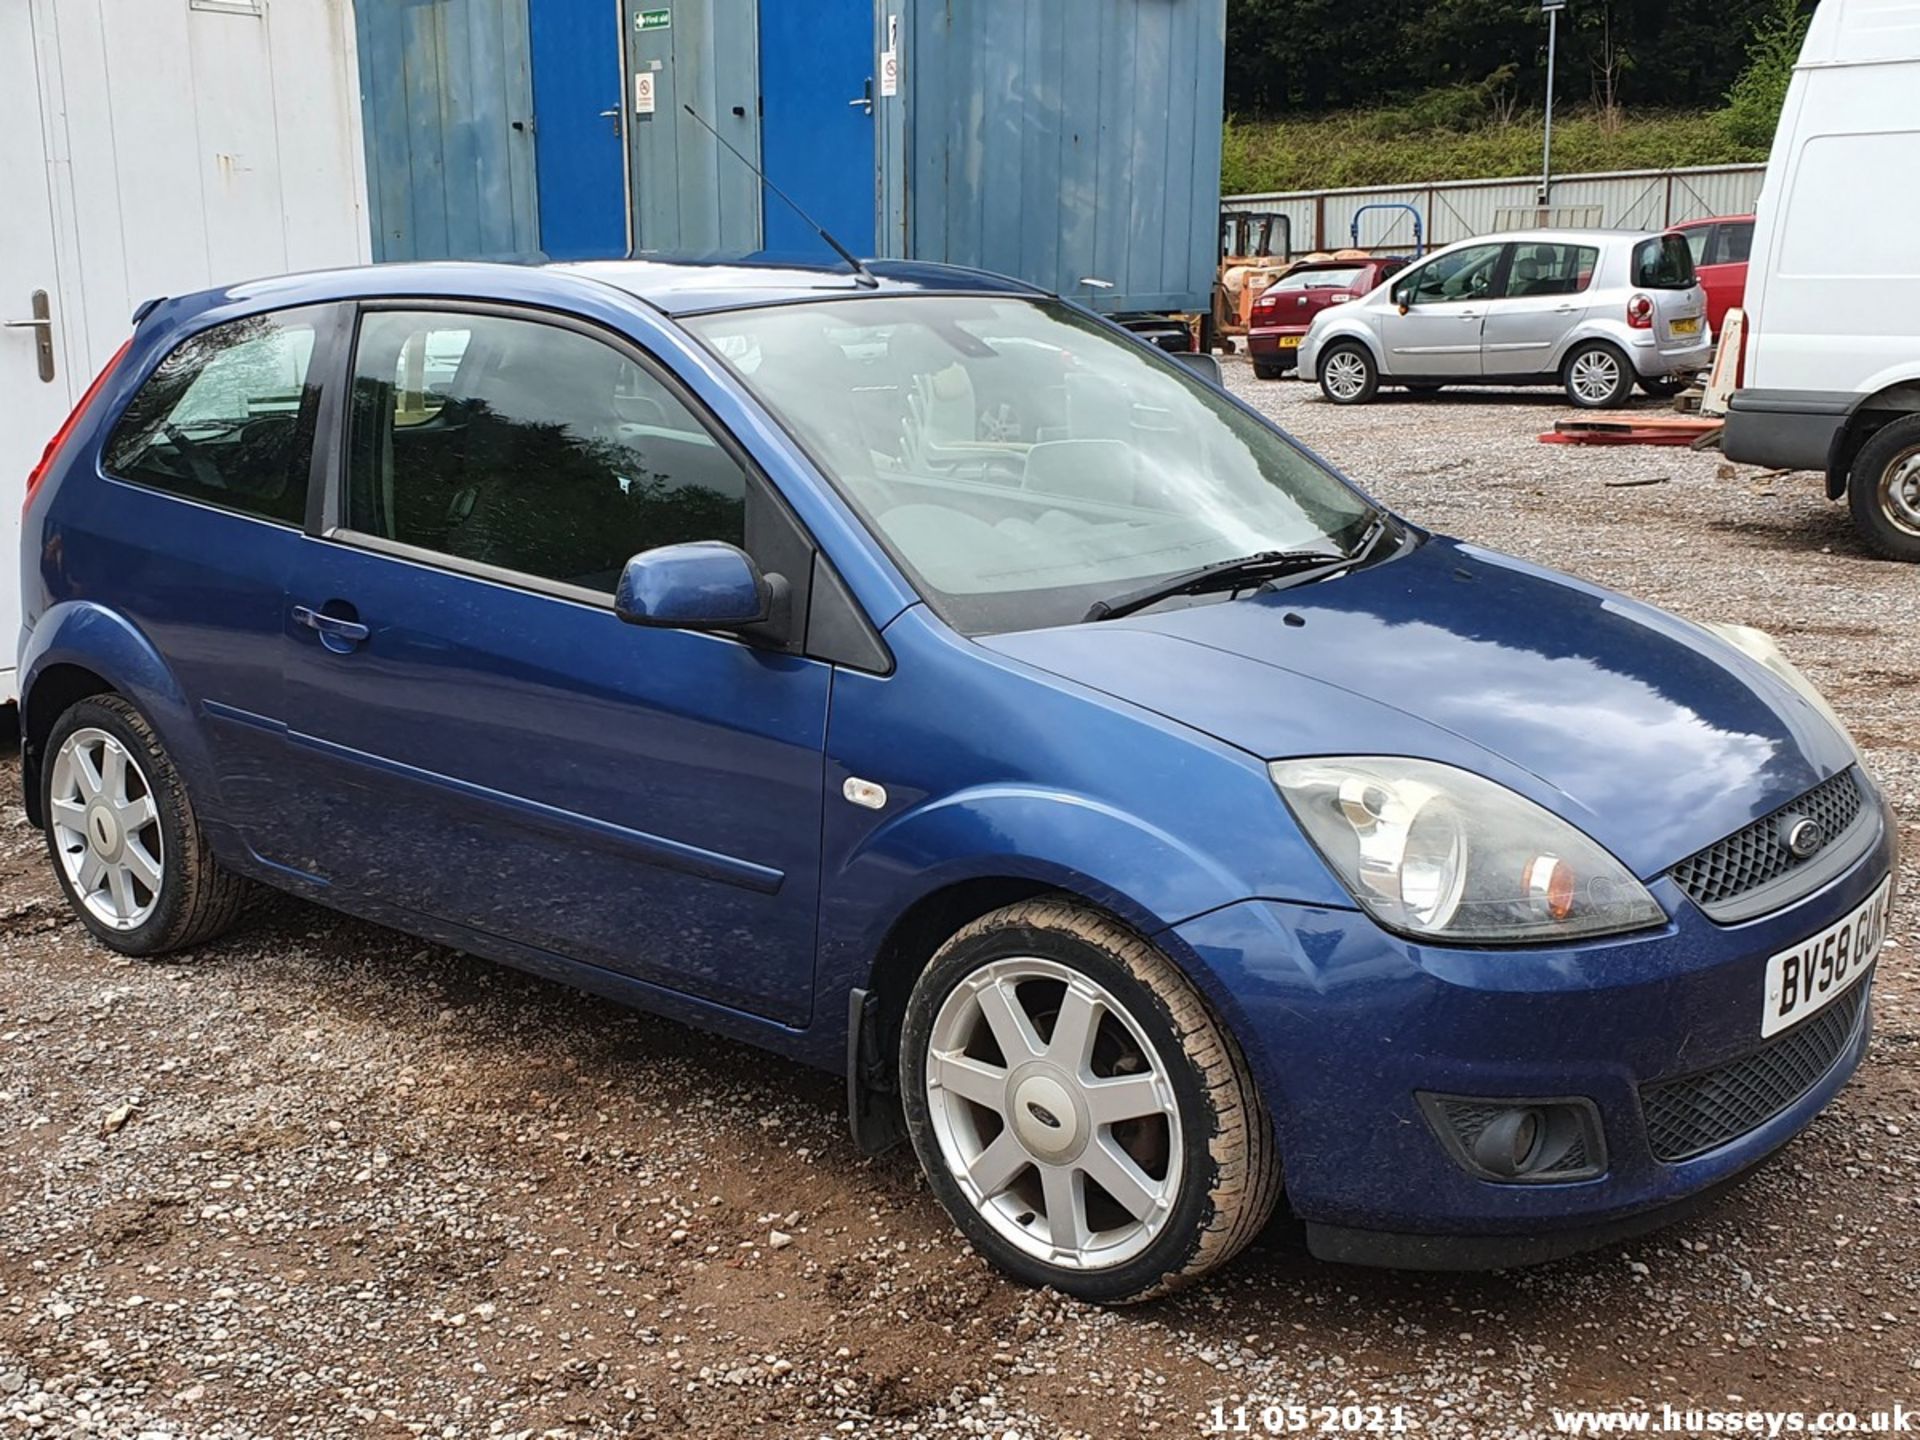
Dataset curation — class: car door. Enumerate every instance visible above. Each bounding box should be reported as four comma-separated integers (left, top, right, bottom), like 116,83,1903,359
79,304,346,849
1697,220,1753,333
273,304,831,1027
1480,241,1599,378
1379,243,1506,378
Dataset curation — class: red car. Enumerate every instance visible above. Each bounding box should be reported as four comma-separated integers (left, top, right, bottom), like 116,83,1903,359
1248,257,1408,379
1672,214,1754,336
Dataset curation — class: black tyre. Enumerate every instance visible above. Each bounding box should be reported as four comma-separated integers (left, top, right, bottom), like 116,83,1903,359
1251,359,1287,381
1317,342,1378,405
41,694,257,956
1562,342,1635,409
1847,414,1920,562
900,898,1281,1304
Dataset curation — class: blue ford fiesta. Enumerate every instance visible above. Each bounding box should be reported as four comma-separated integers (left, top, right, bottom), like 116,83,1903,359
19,258,1895,1302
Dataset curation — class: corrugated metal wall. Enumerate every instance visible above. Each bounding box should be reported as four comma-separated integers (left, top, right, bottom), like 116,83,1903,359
356,0,540,261
1223,165,1766,257
883,0,1226,313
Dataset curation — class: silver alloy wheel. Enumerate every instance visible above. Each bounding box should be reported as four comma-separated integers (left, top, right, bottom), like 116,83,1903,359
1322,350,1370,401
1878,448,1920,538
1569,348,1622,404
924,956,1183,1271
48,727,163,931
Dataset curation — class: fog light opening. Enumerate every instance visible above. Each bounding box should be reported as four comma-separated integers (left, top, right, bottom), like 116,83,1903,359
1421,1093,1607,1184
1472,1107,1543,1178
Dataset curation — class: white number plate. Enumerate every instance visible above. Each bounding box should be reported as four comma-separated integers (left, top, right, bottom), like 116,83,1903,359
1761,876,1891,1038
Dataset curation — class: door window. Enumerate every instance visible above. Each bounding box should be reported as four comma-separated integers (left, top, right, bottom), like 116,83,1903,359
345,311,748,595
104,307,326,525
1682,227,1713,266
1400,244,1505,304
1709,221,1754,266
1503,242,1600,297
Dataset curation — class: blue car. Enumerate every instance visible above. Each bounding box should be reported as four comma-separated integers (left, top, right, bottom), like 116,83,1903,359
18,258,1895,1303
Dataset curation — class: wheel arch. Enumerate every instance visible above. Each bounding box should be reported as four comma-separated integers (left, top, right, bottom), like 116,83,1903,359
1829,382,1920,501
20,602,204,829
1314,326,1385,375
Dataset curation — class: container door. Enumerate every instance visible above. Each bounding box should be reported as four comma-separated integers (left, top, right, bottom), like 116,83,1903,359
355,0,540,260
758,0,876,256
0,3,73,702
624,0,762,255
530,0,629,259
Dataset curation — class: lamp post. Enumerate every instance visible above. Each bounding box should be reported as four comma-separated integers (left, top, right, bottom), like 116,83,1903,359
1540,0,1566,208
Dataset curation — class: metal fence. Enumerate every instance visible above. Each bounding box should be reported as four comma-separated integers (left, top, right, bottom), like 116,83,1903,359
1221,164,1765,257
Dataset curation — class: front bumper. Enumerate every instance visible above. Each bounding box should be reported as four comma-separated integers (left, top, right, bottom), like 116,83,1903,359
1169,790,1895,1268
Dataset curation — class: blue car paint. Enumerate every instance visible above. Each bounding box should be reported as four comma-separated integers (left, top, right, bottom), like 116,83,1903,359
614,541,770,628
19,255,1891,1261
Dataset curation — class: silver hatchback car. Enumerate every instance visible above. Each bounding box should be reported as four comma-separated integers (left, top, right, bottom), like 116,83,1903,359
1296,229,1712,409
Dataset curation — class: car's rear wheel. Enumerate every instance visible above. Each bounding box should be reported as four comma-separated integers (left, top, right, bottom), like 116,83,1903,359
1318,343,1378,405
42,694,256,956
1847,415,1920,562
1563,342,1634,409
900,898,1280,1304
1638,373,1690,400
1252,359,1287,381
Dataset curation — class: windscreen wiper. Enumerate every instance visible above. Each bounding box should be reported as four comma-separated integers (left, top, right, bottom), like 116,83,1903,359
1081,514,1395,624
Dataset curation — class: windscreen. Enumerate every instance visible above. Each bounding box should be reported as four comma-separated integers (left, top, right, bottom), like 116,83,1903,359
685,296,1376,634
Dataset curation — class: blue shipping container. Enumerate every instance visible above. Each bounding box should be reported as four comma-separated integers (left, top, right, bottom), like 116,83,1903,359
355,0,1226,314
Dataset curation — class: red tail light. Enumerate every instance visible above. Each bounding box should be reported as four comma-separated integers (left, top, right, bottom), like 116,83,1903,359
25,338,131,519
1626,293,1655,330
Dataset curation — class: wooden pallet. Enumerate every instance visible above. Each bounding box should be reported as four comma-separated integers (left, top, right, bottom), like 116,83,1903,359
1539,415,1725,447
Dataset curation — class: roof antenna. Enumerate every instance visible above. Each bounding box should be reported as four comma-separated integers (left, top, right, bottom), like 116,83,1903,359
681,103,879,288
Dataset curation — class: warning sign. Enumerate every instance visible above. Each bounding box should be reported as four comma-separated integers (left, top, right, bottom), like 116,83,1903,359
634,71,656,115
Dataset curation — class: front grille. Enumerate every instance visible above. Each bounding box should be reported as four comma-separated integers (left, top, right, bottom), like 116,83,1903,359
1641,975,1870,1162
1669,769,1864,915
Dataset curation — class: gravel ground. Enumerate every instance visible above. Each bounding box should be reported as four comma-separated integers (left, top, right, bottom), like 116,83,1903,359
2,362,1917,1440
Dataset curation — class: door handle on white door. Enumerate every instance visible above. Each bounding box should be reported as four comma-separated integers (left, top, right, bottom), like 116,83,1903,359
5,290,55,382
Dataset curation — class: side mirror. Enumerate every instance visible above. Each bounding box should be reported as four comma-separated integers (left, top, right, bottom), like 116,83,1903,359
1393,288,1412,314
1170,351,1223,386
615,541,787,638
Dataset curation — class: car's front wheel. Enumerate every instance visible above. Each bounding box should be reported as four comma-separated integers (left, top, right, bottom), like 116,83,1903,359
1563,342,1634,409
1848,414,1920,562
42,694,256,956
900,899,1280,1304
1317,342,1378,405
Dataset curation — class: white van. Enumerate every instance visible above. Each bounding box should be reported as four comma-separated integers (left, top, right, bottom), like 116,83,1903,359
1722,0,1920,560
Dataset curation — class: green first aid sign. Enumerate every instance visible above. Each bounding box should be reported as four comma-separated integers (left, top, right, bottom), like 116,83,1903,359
637,8,670,30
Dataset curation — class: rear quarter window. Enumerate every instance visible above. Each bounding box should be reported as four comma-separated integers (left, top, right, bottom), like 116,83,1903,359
104,307,328,526
1632,235,1698,290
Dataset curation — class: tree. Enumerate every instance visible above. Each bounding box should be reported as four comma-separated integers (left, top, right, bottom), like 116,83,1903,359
1722,0,1814,149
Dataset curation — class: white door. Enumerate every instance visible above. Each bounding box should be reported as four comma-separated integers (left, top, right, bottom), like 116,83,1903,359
0,3,75,702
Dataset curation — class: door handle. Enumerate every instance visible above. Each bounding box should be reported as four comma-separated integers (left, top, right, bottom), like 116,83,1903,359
5,290,56,382
293,604,370,654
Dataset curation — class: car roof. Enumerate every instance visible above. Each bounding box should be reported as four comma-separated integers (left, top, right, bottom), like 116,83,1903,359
1671,214,1756,228
1467,228,1670,246
157,255,1050,330
558,256,1047,313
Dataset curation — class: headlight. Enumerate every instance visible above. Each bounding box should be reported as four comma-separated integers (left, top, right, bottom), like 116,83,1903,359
1701,622,1857,755
1269,757,1665,944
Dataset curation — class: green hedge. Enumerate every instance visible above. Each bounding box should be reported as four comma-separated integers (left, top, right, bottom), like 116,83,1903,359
1221,108,1768,196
